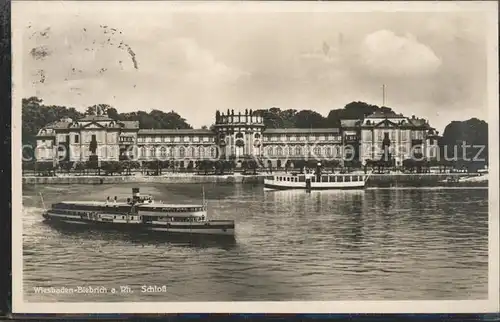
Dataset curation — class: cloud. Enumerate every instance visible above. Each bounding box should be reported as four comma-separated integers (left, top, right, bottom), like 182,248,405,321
359,30,442,78
159,38,249,84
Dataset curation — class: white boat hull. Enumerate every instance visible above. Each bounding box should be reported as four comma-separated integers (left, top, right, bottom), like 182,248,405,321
43,211,235,237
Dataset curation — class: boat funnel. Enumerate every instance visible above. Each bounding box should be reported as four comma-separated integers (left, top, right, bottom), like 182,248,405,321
132,188,140,202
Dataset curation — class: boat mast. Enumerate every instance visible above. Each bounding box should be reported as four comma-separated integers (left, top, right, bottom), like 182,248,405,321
39,192,47,211
382,84,386,107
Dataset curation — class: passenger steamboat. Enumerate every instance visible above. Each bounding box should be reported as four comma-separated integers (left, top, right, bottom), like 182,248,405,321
264,165,371,191
41,188,235,237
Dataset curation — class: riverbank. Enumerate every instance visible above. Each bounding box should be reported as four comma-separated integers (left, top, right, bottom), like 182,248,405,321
22,172,488,186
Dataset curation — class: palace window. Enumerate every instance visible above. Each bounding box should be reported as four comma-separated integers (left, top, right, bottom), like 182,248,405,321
183,136,190,142
326,147,333,157
179,147,185,158
254,133,261,139
210,147,216,158
271,136,278,142
199,146,205,158
309,135,316,141
174,136,180,142
299,136,306,141
150,147,156,158
334,146,341,157
74,134,79,144
160,147,166,158
145,136,152,143
267,147,274,156
295,146,302,156
155,136,161,143
318,135,325,141
313,146,321,156
188,146,195,157
140,146,146,158
276,146,283,156
193,136,200,142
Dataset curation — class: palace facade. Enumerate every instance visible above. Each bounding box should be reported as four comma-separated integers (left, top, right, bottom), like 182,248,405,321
35,108,440,167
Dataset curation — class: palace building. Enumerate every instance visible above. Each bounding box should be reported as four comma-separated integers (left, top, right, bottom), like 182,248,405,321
34,108,440,168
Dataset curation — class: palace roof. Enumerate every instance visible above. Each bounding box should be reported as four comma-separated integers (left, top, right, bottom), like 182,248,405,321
263,128,341,134
138,129,214,135
365,110,405,119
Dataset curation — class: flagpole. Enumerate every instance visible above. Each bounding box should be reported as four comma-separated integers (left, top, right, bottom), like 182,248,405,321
202,186,206,208
382,84,386,107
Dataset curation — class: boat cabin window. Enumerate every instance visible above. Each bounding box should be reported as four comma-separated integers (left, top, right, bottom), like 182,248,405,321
299,176,305,182
337,176,344,182
145,206,204,212
345,176,351,182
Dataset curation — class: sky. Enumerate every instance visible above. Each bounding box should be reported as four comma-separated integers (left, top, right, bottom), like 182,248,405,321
14,1,493,133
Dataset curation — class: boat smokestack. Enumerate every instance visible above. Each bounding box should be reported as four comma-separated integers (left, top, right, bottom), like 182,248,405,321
132,188,140,202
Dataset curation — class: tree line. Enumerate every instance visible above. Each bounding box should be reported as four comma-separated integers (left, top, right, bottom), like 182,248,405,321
22,97,488,171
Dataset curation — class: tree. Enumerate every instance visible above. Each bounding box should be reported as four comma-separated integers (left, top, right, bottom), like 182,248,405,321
326,101,381,127
440,118,488,168
293,110,328,128
89,136,97,155
86,104,113,116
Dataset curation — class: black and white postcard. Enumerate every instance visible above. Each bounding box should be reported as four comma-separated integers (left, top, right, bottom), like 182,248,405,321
11,0,499,314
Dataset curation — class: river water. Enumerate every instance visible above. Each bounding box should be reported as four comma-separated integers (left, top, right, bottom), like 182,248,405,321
22,183,489,302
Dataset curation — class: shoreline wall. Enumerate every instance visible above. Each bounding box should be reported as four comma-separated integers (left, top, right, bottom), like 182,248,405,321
22,173,487,186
